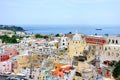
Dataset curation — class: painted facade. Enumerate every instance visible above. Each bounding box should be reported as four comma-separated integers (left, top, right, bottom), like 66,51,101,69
5,47,19,57
0,54,9,62
67,33,86,57
0,61,12,74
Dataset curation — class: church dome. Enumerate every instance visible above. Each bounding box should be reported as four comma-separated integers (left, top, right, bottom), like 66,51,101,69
73,32,81,40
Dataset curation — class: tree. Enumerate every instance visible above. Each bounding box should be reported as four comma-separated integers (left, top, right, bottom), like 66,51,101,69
0,35,22,43
69,32,72,34
35,34,43,38
109,60,117,67
112,62,120,79
55,34,59,37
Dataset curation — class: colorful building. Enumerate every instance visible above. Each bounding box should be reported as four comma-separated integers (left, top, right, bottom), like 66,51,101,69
85,35,106,45
51,63,72,78
0,54,9,62
58,36,68,49
67,33,86,57
0,61,12,74
14,52,45,74
5,47,19,57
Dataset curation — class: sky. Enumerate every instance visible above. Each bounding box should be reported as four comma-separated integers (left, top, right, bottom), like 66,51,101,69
0,0,120,25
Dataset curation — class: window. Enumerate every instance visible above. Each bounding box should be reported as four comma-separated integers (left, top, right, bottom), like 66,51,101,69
10,53,12,55
68,43,69,45
55,66,57,69
116,40,118,44
112,53,114,56
76,52,77,54
105,47,107,51
100,47,101,50
114,47,116,50
109,39,111,43
112,40,114,44
108,52,110,56
116,53,119,57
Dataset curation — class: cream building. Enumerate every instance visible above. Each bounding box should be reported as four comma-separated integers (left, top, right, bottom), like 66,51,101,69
100,44,120,62
100,36,120,62
0,30,14,37
14,52,41,74
67,33,86,57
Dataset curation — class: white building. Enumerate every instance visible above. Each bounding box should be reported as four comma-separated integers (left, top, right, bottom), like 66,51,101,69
58,36,68,49
16,31,26,36
100,36,120,64
100,44,120,62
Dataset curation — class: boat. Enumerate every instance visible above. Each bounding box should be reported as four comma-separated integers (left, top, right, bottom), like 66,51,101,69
96,28,102,30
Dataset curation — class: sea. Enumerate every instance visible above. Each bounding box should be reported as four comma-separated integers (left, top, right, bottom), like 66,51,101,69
19,25,120,35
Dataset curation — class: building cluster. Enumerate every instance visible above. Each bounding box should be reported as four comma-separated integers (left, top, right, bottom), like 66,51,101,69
0,31,120,80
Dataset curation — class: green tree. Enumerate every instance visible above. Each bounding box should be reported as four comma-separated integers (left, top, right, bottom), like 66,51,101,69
112,62,120,79
35,34,43,38
109,60,117,67
69,32,72,34
55,34,59,37
0,35,23,43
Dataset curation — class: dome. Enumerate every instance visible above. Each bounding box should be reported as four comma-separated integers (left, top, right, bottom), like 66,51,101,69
73,32,81,40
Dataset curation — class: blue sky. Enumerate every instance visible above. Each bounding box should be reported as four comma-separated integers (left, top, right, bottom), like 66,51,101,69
0,0,120,25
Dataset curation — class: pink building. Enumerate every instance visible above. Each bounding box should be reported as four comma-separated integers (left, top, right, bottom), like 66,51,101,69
4,47,19,57
0,61,12,74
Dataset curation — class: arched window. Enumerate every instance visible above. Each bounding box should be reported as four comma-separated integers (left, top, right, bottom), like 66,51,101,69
116,40,118,44
108,52,110,56
109,39,111,43
114,47,116,50
112,53,114,56
116,53,119,57
76,52,77,54
105,47,107,51
112,40,114,44
76,41,77,44
100,47,101,50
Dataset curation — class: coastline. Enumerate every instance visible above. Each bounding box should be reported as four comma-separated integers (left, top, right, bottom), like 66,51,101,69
21,25,120,35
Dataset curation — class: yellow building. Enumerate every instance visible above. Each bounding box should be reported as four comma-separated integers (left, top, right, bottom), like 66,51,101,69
14,53,40,74
67,33,86,57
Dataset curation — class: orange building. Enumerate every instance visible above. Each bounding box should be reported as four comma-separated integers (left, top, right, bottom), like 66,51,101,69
51,63,72,78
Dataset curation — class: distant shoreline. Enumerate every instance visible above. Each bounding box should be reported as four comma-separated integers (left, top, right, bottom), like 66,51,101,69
0,25,25,32
20,25,120,35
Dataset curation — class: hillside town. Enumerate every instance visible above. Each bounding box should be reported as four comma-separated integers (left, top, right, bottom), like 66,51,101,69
0,29,120,80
